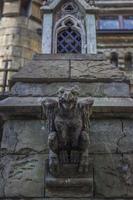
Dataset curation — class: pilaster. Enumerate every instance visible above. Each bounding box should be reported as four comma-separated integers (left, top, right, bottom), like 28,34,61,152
42,13,53,53
86,14,97,54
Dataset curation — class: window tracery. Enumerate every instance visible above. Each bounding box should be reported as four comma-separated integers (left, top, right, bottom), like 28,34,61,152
55,1,84,23
57,27,81,53
53,16,86,53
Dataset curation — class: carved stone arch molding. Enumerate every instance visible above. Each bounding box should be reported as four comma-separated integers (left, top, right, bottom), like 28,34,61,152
53,15,86,54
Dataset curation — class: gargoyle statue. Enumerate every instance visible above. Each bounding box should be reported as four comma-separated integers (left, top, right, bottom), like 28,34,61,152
42,86,94,175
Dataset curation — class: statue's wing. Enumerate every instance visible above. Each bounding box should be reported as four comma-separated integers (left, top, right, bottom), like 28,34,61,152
42,98,58,133
78,98,94,133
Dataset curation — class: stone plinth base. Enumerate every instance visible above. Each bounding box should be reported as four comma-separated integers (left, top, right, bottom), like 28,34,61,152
45,162,93,198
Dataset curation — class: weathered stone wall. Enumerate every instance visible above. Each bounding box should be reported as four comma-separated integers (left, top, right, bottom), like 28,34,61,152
0,120,47,198
0,0,42,93
0,54,131,199
97,36,133,70
11,82,130,97
1,118,133,199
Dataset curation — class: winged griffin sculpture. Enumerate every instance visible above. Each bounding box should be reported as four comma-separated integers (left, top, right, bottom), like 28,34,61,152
42,86,94,175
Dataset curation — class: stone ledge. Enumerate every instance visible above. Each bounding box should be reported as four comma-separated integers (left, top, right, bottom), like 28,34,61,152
33,53,105,60
2,119,133,154
11,82,130,98
10,55,128,86
0,97,133,119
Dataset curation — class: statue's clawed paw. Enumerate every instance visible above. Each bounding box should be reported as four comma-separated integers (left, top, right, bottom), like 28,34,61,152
78,157,89,173
49,157,59,175
78,163,89,173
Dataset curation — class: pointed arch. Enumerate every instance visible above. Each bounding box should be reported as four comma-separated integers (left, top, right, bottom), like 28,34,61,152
125,52,132,70
53,15,86,53
110,52,118,67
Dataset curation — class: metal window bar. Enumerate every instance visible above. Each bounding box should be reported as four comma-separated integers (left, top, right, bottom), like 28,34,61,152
57,28,81,53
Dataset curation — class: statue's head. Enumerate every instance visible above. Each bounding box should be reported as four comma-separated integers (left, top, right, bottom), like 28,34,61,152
57,86,79,111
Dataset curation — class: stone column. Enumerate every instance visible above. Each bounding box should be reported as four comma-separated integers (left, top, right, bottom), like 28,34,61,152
86,14,97,54
42,13,53,54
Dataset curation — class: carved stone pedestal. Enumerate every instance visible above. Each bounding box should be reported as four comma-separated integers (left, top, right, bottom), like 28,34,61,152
45,158,93,198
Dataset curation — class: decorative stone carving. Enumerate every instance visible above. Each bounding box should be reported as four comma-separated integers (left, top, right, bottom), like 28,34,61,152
42,86,94,197
55,1,84,21
42,86,94,176
53,15,86,53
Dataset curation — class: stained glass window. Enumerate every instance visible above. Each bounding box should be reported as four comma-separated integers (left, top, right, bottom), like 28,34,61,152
99,16,119,30
57,27,81,53
123,16,133,30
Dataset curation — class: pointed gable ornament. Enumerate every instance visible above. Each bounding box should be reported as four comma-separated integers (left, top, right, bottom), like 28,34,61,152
41,0,99,54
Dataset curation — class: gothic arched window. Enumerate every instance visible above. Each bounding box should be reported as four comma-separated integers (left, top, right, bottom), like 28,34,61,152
57,25,81,53
125,52,132,70
53,16,86,54
110,52,118,67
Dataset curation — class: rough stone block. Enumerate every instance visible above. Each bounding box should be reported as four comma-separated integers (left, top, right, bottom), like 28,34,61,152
11,82,129,97
3,1,21,16
94,154,133,198
31,2,41,20
1,120,48,154
103,82,129,97
90,119,123,153
71,60,126,81
13,60,69,80
0,154,46,198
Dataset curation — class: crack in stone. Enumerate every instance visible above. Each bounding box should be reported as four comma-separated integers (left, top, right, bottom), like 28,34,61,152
13,123,25,153
116,120,126,154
